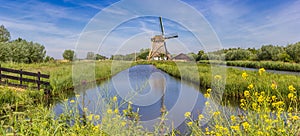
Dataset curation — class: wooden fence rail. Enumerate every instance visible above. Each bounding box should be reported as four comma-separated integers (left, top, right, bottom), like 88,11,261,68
0,65,50,90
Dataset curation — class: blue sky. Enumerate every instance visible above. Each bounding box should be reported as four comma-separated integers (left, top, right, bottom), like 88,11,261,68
0,0,299,58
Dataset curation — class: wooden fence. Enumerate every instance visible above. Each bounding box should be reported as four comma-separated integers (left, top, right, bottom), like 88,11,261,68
0,65,50,90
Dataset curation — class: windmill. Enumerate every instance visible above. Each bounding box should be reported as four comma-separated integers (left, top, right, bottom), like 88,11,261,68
148,17,178,60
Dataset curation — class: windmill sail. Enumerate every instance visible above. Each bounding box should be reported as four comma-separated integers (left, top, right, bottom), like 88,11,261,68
148,17,178,60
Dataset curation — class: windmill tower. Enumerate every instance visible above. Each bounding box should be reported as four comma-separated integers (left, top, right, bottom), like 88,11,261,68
148,17,178,60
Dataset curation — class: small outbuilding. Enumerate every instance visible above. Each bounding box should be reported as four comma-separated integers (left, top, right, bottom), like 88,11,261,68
172,53,192,62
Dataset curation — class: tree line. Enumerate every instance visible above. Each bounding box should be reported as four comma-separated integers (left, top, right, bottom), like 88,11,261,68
108,42,300,63
0,25,53,63
199,43,300,63
62,50,107,61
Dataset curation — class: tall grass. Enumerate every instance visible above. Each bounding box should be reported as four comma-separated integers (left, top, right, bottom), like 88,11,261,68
199,60,300,72
185,69,300,135
145,61,300,102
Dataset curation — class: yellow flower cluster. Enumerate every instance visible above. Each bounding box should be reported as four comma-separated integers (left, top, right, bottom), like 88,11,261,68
271,83,277,90
198,114,204,120
247,84,254,89
258,68,265,75
242,72,248,79
185,69,300,135
244,91,250,98
213,111,220,116
241,122,250,131
288,85,297,100
113,96,118,102
204,88,211,98
184,112,191,118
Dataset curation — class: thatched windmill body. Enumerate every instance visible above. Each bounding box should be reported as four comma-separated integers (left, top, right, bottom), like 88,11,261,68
148,17,178,60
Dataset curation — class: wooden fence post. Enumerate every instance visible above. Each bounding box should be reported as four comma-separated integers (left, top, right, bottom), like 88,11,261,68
0,64,2,82
20,69,23,85
37,71,41,90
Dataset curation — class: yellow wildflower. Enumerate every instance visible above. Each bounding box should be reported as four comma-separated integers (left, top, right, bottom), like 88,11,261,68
258,68,265,75
198,114,204,120
271,83,277,90
244,91,250,98
204,93,210,98
240,103,245,107
258,95,264,103
114,109,119,114
252,103,258,110
231,125,239,131
213,111,220,116
70,100,75,103
93,125,99,131
288,85,296,93
288,93,294,100
248,84,254,90
88,114,93,121
271,96,276,101
187,121,193,126
230,115,236,122
257,131,263,135
122,110,127,114
121,121,126,126
242,72,248,79
214,75,222,80
107,109,113,114
242,122,250,131
207,88,212,93
184,112,191,118
94,115,100,120
205,127,209,132
113,96,118,102
292,116,299,121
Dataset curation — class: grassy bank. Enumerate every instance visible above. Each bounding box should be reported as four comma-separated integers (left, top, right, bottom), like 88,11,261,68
199,60,300,72
1,60,132,95
0,60,133,114
142,61,300,101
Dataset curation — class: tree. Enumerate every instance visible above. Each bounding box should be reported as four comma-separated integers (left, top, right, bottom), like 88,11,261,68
286,42,300,63
0,38,46,63
44,56,54,62
225,49,251,61
187,52,197,61
196,50,205,61
86,52,95,60
137,48,150,60
257,45,284,61
63,50,75,61
95,54,107,60
0,25,10,42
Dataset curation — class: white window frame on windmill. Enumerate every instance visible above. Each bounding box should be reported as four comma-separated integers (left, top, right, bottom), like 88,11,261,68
148,17,178,61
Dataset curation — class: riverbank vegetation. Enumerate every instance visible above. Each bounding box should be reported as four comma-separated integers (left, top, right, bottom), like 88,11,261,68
185,72,300,135
143,61,300,102
0,60,299,135
199,60,300,72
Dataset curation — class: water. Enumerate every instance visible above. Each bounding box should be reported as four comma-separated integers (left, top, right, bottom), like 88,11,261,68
224,65,300,76
53,65,235,134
